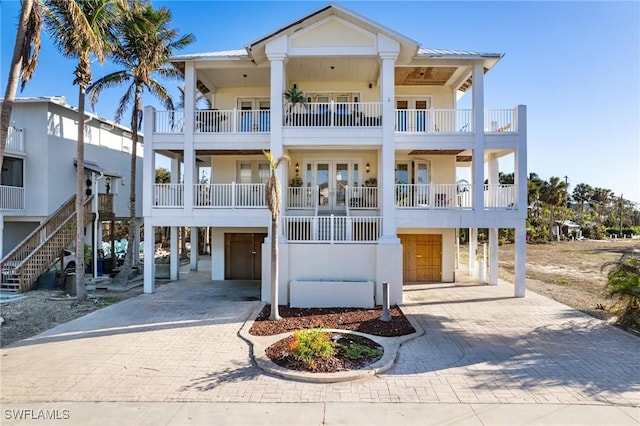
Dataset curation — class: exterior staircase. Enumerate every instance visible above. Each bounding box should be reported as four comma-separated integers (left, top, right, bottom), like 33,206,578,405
0,195,94,293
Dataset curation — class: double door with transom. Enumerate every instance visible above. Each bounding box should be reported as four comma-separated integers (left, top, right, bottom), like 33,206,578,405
306,160,360,212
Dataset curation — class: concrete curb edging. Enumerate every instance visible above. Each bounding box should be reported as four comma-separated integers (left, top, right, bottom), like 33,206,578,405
238,303,425,383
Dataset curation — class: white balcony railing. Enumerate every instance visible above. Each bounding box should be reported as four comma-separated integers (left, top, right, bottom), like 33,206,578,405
283,215,382,243
484,184,517,208
6,127,25,152
396,183,461,209
394,183,517,209
195,109,270,133
395,109,473,133
153,107,517,134
485,108,517,133
153,184,184,207
287,186,318,209
154,110,185,133
194,183,266,208
346,186,378,209
0,185,25,210
284,102,382,127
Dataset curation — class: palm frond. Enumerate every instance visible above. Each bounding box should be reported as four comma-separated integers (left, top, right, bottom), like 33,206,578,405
20,0,43,90
114,84,135,123
87,70,130,109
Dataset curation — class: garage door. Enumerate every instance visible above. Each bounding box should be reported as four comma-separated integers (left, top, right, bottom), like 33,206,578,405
399,234,442,282
224,233,266,280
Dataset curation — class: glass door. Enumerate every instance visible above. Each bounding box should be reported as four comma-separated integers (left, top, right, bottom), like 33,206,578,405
311,160,357,212
237,98,270,132
414,161,430,206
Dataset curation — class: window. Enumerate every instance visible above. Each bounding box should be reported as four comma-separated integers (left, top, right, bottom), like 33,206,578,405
1,157,23,187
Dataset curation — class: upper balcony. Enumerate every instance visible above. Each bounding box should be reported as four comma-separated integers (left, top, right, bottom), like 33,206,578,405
152,106,518,139
5,126,25,155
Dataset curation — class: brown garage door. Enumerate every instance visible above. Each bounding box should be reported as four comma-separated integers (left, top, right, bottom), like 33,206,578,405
399,234,442,282
225,233,266,280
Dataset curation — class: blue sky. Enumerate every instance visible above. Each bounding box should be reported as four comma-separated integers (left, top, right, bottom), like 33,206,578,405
2,1,639,202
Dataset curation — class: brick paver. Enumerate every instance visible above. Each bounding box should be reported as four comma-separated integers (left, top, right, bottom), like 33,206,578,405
1,268,638,407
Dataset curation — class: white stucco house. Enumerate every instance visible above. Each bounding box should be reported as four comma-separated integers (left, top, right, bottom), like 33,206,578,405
142,3,527,307
0,96,143,292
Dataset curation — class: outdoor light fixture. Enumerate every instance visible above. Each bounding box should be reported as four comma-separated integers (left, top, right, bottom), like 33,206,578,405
295,163,300,173
105,176,111,194
366,163,370,173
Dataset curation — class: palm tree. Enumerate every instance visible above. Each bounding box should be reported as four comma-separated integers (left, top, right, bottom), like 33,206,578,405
264,151,290,321
572,183,594,216
283,86,307,124
1,0,42,169
45,0,117,300
541,176,569,240
88,2,194,284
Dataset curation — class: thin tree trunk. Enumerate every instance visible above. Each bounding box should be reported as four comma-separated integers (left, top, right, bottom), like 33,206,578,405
75,83,87,300
0,0,34,171
115,89,141,284
269,217,281,320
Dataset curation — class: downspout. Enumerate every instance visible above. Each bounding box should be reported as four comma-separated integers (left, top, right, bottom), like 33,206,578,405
92,171,104,279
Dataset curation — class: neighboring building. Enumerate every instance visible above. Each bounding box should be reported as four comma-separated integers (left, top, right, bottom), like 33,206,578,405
142,3,527,306
0,96,143,292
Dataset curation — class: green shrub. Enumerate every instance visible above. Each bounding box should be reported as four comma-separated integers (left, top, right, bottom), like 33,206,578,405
342,342,383,360
289,328,335,370
601,249,640,330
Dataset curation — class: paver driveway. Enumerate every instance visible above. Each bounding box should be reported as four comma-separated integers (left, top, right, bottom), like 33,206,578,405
1,269,638,407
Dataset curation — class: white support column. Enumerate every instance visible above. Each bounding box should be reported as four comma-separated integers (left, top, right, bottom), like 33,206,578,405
489,227,499,285
515,105,528,212
515,224,526,297
0,217,4,257
142,106,155,217
211,228,225,280
378,34,400,243
170,157,179,184
190,226,198,271
469,228,477,277
266,40,286,222
143,221,155,293
488,153,499,184
183,62,196,215
472,62,485,211
170,226,179,281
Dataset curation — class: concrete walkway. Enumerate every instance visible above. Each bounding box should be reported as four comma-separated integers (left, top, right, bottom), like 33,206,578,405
1,263,638,425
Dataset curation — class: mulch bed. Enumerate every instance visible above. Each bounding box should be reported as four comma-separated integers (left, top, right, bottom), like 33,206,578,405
249,305,416,337
266,333,384,373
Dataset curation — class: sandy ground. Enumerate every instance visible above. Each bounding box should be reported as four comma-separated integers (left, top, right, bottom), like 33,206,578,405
493,238,638,322
1,239,638,347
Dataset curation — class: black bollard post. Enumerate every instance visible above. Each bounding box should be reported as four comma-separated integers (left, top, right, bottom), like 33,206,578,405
380,281,391,322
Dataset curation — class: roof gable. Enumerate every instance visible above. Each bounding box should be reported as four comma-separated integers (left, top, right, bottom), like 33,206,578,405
290,16,376,50
247,3,419,64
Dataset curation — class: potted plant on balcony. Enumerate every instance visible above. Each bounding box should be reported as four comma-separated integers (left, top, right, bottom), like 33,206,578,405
364,177,377,187
290,174,303,187
284,86,307,125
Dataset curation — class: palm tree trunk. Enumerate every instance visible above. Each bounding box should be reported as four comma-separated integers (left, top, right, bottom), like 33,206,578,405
269,217,281,320
0,0,34,170
75,83,87,300
116,88,141,284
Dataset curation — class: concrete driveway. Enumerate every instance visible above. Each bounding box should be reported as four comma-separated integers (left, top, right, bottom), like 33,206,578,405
1,265,638,425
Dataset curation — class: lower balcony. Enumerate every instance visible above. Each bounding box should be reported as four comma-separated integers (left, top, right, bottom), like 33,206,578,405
152,183,517,210
283,215,382,243
0,185,25,210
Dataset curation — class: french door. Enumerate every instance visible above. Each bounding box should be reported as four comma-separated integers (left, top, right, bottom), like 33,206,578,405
308,160,360,212
237,98,270,132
